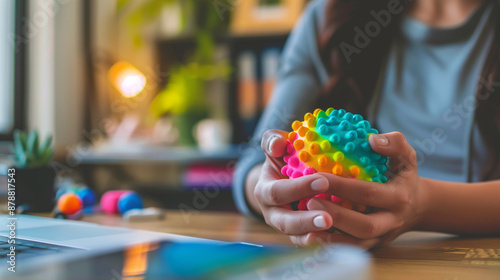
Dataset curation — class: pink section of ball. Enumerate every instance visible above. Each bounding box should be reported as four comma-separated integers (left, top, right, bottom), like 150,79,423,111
100,190,130,214
281,166,289,176
289,156,299,168
281,138,308,179
331,195,342,204
283,134,323,210
283,155,291,163
314,193,330,200
303,167,317,175
286,143,294,154
291,171,303,179
297,197,311,210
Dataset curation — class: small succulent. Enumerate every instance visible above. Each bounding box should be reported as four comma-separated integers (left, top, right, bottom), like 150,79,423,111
12,130,54,168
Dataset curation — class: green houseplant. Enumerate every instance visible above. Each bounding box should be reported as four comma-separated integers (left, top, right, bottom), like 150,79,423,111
12,130,56,212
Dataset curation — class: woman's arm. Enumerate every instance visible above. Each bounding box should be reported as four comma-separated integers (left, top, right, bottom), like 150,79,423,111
245,163,263,215
417,178,500,235
300,132,500,248
233,0,328,217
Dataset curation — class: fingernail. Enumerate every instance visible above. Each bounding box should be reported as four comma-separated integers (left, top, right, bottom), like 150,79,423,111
371,134,389,146
313,216,327,228
307,199,325,211
311,178,328,191
268,136,278,153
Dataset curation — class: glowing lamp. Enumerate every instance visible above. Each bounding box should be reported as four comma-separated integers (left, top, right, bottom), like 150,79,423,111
108,61,147,98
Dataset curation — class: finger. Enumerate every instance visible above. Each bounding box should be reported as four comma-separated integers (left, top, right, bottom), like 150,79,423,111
290,231,380,249
369,132,417,175
307,199,398,239
265,207,332,235
319,173,401,209
259,175,329,206
260,156,286,181
261,129,289,158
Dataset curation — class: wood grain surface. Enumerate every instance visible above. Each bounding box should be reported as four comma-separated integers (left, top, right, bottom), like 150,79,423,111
73,211,500,280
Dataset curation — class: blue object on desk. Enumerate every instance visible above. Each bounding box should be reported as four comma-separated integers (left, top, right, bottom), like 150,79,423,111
77,188,96,207
117,192,143,214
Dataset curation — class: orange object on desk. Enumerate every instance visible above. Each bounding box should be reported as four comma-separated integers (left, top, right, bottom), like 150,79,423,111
57,193,82,215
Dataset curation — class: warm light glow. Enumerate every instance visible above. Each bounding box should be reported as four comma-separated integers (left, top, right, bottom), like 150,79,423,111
108,61,147,98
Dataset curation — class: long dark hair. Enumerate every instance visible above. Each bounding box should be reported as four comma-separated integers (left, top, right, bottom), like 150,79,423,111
318,0,500,181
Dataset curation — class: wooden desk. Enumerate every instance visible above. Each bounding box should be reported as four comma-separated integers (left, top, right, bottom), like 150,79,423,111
76,211,500,280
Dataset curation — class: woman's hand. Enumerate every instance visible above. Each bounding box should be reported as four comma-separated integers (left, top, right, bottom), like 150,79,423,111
252,130,337,236
298,132,428,249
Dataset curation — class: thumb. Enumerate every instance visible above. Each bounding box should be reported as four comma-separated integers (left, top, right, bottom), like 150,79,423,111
261,129,288,158
369,132,417,173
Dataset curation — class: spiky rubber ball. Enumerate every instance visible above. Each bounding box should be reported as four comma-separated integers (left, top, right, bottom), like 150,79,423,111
281,108,388,213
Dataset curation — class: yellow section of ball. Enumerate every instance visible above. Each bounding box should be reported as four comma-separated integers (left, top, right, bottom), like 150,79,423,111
325,107,334,116
307,117,316,128
304,113,314,121
333,151,344,162
313,108,322,117
320,140,331,152
305,131,318,141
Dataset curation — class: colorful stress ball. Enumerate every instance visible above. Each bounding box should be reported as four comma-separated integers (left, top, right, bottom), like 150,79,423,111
281,108,388,213
100,190,143,215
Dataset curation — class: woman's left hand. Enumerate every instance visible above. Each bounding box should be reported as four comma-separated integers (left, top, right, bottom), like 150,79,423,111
292,132,428,249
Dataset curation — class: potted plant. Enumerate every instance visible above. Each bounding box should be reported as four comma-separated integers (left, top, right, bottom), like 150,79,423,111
12,130,55,213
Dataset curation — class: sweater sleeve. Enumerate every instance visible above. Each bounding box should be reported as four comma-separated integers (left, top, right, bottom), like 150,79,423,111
232,0,327,217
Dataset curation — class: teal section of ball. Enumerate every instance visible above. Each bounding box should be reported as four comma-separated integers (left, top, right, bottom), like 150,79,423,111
315,109,388,183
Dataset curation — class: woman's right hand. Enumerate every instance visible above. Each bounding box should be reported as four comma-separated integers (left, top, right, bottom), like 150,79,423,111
251,129,334,238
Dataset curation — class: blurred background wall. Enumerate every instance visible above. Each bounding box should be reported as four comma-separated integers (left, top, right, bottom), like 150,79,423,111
27,0,85,151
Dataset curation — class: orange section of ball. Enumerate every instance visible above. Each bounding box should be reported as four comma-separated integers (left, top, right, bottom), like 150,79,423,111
299,151,310,162
298,126,309,137
58,193,82,215
292,121,302,131
293,139,304,150
309,143,320,154
350,166,361,177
